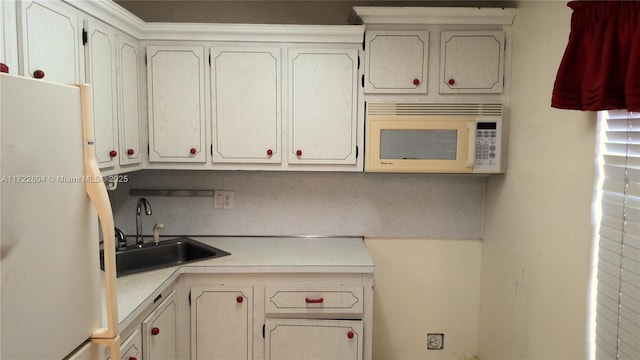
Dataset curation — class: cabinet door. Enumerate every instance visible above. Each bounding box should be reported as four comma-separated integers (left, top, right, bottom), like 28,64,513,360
147,46,206,163
1,1,19,74
142,290,178,360
265,319,363,360
20,0,83,83
120,329,142,360
288,48,358,165
364,31,429,94
211,46,281,164
85,18,119,169
117,34,142,166
190,285,252,360
0,2,6,70
440,31,505,94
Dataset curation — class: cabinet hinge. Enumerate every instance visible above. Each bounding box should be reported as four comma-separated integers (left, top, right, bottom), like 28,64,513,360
361,74,365,88
357,55,360,70
209,53,211,66
356,145,359,159
211,144,213,155
362,34,366,51
147,144,150,155
82,29,88,46
262,324,265,338
188,291,191,306
145,54,147,66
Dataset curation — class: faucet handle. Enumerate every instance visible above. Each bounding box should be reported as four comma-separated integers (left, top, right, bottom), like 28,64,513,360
115,227,127,249
153,223,165,245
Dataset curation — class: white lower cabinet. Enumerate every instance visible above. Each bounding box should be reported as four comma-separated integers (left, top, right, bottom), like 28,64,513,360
265,319,363,360
190,285,253,360
113,286,180,360
264,285,365,360
183,274,373,360
120,329,142,360
142,290,178,359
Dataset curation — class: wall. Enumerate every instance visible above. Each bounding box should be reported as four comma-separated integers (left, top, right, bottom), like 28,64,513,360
110,170,484,239
114,1,517,24
478,2,595,359
367,238,482,360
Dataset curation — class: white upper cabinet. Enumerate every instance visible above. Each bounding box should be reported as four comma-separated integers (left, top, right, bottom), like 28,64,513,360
20,0,83,83
354,7,515,102
364,31,429,94
0,2,6,69
10,2,370,172
116,33,142,166
147,45,206,163
85,18,119,169
145,34,363,171
287,48,359,165
210,46,281,164
440,31,505,94
1,1,19,74
85,17,143,173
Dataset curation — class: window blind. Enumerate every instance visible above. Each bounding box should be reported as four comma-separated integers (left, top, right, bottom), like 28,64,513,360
595,110,640,360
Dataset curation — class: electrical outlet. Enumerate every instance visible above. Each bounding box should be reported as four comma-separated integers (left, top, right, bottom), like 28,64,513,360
223,191,234,209
427,333,444,350
214,190,234,210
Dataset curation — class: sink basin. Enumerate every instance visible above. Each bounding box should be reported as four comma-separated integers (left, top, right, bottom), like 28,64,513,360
100,237,231,277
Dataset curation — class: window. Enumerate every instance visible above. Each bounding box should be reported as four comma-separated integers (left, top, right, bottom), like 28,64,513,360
594,110,640,360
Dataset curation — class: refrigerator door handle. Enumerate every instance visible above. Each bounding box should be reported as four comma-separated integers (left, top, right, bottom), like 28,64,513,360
78,84,121,359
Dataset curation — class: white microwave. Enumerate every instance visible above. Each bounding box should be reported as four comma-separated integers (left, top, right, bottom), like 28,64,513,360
365,103,507,174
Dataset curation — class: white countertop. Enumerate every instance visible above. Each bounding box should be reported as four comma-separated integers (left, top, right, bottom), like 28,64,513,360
103,236,373,330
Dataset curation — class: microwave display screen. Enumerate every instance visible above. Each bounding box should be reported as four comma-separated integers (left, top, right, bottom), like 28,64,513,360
380,129,457,160
477,122,497,130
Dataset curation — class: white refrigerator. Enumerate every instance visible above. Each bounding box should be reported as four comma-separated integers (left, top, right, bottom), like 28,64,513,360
0,74,120,359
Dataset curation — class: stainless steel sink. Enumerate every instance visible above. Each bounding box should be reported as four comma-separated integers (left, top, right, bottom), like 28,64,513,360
100,237,230,277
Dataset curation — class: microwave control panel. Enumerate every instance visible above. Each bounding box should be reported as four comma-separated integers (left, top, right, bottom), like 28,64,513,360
474,122,499,169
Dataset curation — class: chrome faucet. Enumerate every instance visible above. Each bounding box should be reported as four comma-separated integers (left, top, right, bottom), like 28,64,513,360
135,197,152,248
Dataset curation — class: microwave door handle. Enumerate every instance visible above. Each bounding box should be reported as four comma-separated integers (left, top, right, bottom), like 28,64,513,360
466,122,476,169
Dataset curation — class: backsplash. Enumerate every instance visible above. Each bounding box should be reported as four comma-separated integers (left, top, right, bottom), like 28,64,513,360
109,170,486,239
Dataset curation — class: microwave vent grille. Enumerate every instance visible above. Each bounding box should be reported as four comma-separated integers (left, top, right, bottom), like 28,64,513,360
367,103,503,117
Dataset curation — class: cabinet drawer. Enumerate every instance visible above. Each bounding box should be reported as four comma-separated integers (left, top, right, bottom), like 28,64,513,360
265,285,363,315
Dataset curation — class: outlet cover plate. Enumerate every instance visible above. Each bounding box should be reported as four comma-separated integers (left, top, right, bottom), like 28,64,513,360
214,190,234,210
427,333,444,350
